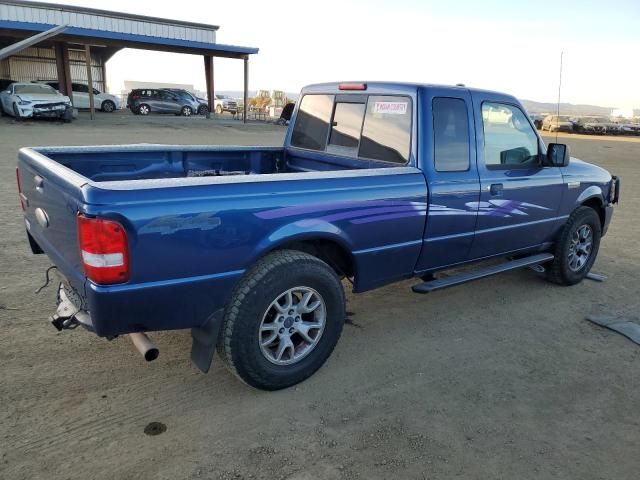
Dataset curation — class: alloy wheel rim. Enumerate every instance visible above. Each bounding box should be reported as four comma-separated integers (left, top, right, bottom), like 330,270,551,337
567,224,593,272
258,286,326,365
140,105,149,115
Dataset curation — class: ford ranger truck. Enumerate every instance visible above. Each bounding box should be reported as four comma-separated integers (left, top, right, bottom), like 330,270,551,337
16,82,620,390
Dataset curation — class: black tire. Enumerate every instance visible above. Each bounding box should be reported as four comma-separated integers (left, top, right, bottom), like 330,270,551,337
181,106,193,116
218,250,345,390
13,103,24,121
547,206,601,285
61,106,73,123
215,104,223,115
198,104,209,115
101,100,115,112
138,103,150,115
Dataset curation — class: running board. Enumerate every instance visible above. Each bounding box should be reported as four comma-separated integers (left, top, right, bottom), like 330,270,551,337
412,253,554,294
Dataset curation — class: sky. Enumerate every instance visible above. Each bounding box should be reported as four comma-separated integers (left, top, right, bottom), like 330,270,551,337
46,0,640,109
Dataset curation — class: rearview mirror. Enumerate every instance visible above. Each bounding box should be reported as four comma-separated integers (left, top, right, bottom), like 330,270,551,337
547,143,570,167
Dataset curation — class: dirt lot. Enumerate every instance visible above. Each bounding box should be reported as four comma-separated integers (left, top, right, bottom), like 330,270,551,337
1,113,638,480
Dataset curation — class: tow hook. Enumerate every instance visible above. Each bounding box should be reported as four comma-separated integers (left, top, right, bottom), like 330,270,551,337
49,283,92,331
49,297,80,331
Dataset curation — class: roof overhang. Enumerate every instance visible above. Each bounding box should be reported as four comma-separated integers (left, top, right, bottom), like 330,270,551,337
0,20,258,58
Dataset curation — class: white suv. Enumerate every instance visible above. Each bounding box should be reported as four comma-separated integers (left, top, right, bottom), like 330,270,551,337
46,82,120,112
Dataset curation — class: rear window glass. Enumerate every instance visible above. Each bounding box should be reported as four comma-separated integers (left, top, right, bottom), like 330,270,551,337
327,102,366,156
433,97,470,172
291,94,334,151
359,96,412,164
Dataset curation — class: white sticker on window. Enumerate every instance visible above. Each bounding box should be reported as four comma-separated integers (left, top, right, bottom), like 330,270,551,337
373,101,408,115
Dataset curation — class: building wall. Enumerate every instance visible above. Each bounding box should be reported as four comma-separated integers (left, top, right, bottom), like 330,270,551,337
0,1,217,43
0,45,104,91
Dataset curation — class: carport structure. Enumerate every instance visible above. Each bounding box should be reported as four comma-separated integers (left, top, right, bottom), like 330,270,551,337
0,0,258,121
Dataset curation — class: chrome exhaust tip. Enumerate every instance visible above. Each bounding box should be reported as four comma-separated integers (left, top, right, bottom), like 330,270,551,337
129,333,159,362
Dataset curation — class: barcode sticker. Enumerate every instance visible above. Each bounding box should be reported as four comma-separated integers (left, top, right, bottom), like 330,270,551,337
373,102,408,114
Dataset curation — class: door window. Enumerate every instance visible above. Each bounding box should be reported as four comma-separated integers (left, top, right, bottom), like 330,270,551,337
481,102,539,168
433,97,470,171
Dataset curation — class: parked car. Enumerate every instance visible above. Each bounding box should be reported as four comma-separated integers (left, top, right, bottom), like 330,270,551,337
572,116,611,135
214,94,238,115
126,88,199,116
165,88,209,115
541,114,573,132
43,82,120,112
17,81,619,390
0,82,72,121
616,122,640,135
528,113,545,129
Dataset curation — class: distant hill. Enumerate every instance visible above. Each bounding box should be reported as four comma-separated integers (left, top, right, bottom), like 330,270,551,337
521,99,612,116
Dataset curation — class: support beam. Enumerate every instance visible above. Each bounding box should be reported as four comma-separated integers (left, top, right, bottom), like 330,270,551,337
204,55,214,114
0,24,67,61
54,42,73,100
85,44,95,120
243,56,249,124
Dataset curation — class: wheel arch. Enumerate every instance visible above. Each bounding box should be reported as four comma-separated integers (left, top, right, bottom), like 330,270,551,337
253,229,356,281
577,188,606,230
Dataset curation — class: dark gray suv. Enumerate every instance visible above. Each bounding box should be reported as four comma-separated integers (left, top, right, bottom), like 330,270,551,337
127,89,200,116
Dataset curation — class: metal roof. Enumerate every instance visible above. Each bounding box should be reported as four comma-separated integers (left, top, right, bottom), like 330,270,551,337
0,0,258,58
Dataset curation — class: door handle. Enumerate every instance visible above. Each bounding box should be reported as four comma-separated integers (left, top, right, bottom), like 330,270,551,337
489,183,503,196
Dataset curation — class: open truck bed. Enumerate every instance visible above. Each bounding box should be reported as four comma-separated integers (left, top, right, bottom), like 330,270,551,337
17,143,426,338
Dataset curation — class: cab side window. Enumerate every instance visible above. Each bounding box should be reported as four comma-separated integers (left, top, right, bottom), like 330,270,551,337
433,97,470,171
482,102,539,168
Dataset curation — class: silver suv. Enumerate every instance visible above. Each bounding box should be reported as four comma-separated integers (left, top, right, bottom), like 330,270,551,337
127,89,200,116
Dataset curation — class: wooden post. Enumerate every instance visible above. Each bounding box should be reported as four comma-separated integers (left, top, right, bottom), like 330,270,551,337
54,42,72,100
243,56,248,124
85,44,95,120
204,55,214,114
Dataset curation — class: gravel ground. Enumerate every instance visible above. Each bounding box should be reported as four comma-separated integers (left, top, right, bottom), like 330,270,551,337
0,113,638,480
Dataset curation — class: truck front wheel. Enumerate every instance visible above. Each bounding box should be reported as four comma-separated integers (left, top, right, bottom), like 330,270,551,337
218,250,345,390
547,206,601,285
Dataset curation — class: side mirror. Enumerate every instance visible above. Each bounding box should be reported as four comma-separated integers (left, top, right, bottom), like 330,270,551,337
547,143,570,167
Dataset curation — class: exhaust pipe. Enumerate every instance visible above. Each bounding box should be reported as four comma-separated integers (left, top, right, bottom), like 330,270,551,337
129,333,159,362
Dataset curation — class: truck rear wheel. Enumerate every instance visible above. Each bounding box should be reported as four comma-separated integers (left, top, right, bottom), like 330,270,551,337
218,250,345,390
547,206,601,285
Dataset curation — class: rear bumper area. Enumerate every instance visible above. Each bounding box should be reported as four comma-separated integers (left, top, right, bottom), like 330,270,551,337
84,270,244,337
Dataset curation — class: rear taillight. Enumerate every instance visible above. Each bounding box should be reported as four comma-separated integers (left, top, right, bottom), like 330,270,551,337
77,214,130,285
16,166,25,211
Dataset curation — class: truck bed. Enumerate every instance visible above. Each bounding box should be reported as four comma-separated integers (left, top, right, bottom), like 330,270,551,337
17,143,426,337
34,144,396,183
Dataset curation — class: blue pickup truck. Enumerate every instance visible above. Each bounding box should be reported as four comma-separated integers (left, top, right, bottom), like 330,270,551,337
17,82,620,390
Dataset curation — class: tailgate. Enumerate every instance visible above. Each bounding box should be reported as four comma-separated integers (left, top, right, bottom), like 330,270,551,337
17,147,88,293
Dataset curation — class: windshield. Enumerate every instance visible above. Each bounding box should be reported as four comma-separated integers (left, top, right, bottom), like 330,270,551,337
14,84,57,95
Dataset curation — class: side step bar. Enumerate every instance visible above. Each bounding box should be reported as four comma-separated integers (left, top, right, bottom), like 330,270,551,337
412,253,554,294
